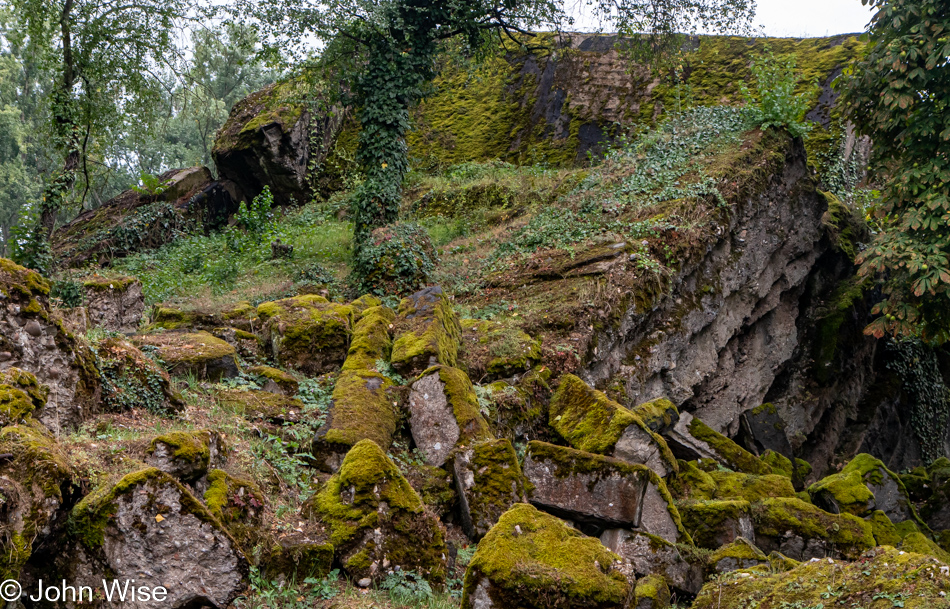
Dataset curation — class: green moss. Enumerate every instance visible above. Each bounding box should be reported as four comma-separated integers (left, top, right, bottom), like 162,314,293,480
895,519,921,539
317,370,398,458
630,397,679,433
203,469,265,549
216,389,306,421
257,295,353,374
458,318,541,380
82,275,137,292
692,545,950,609
708,471,797,503
349,294,383,314
147,430,212,465
0,257,51,298
760,450,793,477
247,365,299,394
688,416,771,475
668,459,718,501
71,467,168,548
131,331,238,380
0,385,37,425
460,439,528,539
461,503,630,609
709,538,767,572
342,305,395,371
307,440,446,581
808,453,918,522
900,532,950,563
869,510,903,547
0,368,48,409
634,573,670,608
752,497,875,558
213,79,309,152
390,288,462,374
550,375,677,474
677,499,752,550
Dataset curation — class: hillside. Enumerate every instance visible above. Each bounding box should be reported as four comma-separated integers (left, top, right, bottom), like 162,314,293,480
9,31,950,609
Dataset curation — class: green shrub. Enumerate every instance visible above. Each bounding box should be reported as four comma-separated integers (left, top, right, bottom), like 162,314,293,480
352,222,437,296
741,50,815,138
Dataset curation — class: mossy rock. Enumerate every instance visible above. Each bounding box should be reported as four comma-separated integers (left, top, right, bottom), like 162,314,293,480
759,449,811,489
0,368,48,410
868,509,904,547
0,257,51,300
0,422,74,580
0,383,38,426
600,528,701,596
668,413,771,476
404,462,457,518
677,499,754,550
304,440,447,583
216,388,306,424
201,469,265,550
809,453,918,524
342,305,395,371
147,304,230,331
453,439,529,540
247,365,299,395
707,470,797,503
259,542,334,580
312,369,399,472
708,537,768,574
633,573,670,609
349,294,383,315
461,503,631,609
257,295,353,375
630,397,679,434
94,336,185,414
900,531,950,563
146,430,225,481
550,374,677,477
484,365,553,442
691,546,950,609
524,440,690,544
667,459,718,501
68,466,249,607
458,318,541,381
408,365,492,467
354,222,438,297
131,331,240,381
751,497,875,560
390,286,462,376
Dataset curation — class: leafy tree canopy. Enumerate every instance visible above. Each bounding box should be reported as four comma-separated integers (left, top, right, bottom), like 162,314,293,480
838,0,950,344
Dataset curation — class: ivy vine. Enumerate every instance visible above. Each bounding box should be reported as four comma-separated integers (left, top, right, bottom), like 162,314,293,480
886,338,950,463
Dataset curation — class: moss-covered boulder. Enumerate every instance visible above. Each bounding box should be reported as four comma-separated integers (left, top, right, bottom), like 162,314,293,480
312,369,399,472
664,412,771,475
600,529,701,596
708,537,768,574
216,388,306,424
259,542,334,580
691,546,950,609
257,295,353,375
342,305,395,371
0,258,101,434
484,365,553,441
550,374,677,477
81,274,144,333
462,503,631,609
523,441,690,544
408,365,492,467
0,422,74,580
0,373,43,426
678,499,755,550
67,467,248,607
808,453,917,523
149,302,259,333
630,397,680,434
212,79,341,206
458,318,541,381
453,439,528,540
145,430,226,481
94,336,184,414
900,531,950,563
305,440,447,583
751,497,875,560
633,573,670,609
247,365,299,395
737,402,793,458
212,326,266,364
131,330,240,381
390,286,462,376
200,469,265,550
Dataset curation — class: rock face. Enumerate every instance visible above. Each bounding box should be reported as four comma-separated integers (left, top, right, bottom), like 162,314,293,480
523,441,687,543
600,528,701,595
664,412,771,475
52,166,241,268
145,430,226,481
81,276,145,333
407,366,492,467
67,468,248,609
0,259,100,434
212,80,345,206
461,503,631,609
454,439,528,540
306,440,447,583
750,497,874,560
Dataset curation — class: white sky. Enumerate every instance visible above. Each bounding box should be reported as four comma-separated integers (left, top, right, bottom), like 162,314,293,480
568,0,876,38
